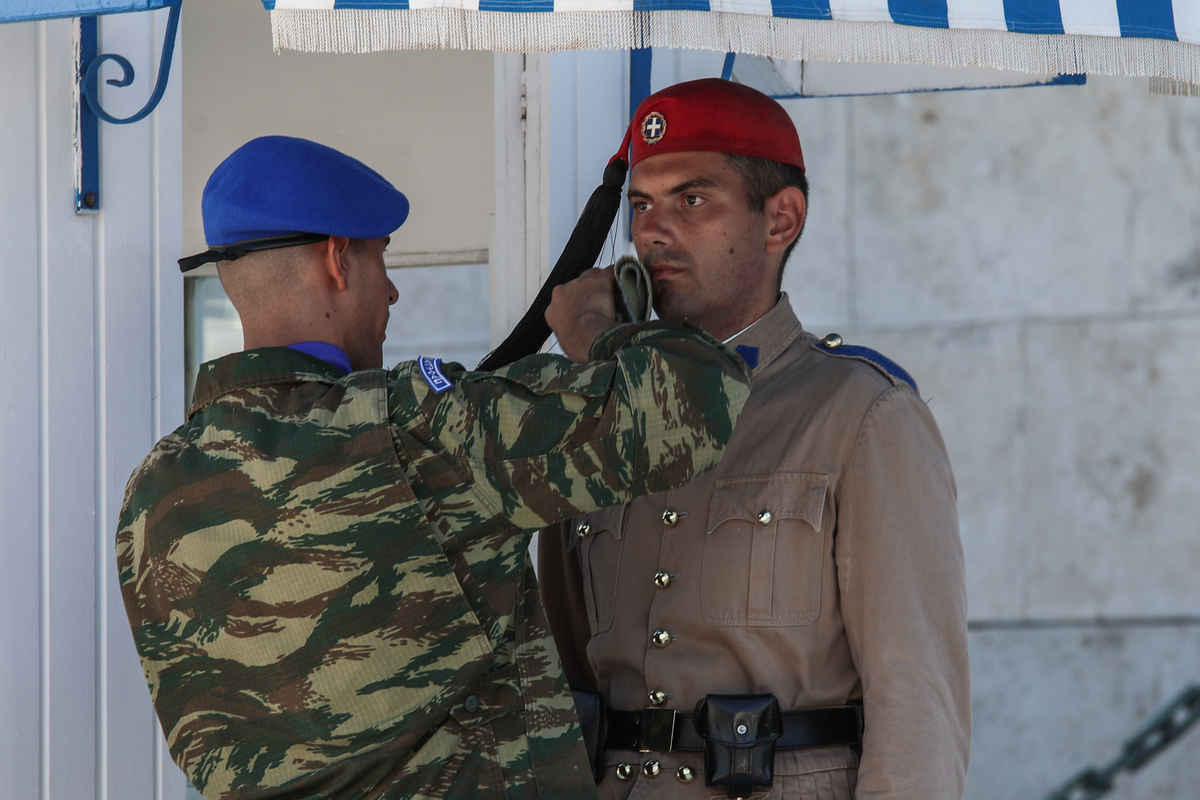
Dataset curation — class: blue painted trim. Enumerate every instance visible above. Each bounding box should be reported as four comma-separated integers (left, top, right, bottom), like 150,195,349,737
769,72,1085,100
1047,73,1087,86
80,2,180,125
720,52,736,81
627,47,653,240
76,16,101,214
630,47,653,121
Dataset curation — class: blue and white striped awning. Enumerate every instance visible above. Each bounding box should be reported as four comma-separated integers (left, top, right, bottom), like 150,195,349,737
266,0,1200,89
0,0,178,24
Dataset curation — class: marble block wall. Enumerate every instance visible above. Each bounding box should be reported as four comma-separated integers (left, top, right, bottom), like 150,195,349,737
780,75,1200,799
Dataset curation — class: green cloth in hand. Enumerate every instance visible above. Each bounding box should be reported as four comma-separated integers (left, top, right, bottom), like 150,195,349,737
614,255,653,323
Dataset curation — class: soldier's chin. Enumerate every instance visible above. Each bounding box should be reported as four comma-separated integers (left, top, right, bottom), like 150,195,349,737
653,298,688,327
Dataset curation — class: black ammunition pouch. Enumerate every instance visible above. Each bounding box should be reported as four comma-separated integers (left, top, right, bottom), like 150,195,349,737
571,688,607,783
694,693,782,799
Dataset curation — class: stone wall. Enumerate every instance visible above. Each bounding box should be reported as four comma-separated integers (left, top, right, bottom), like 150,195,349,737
782,75,1200,799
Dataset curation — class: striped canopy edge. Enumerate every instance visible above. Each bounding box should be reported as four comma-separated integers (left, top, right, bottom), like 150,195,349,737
266,2,1200,91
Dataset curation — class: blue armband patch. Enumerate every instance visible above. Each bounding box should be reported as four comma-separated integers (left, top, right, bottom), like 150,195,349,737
418,356,453,394
815,334,918,393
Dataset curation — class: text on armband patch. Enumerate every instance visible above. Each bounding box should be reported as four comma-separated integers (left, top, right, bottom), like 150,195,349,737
418,356,453,394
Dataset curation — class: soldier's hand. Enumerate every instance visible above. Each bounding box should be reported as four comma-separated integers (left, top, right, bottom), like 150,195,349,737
546,266,619,362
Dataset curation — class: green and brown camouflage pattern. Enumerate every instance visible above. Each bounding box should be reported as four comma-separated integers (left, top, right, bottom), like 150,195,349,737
116,321,750,800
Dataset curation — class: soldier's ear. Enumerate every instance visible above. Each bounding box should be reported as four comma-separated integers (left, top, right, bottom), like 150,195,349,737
764,187,806,254
319,236,354,292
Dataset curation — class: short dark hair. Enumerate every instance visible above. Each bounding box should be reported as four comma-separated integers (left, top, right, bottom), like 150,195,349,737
723,153,809,286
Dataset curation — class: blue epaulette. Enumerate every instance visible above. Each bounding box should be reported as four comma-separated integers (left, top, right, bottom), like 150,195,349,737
813,334,918,393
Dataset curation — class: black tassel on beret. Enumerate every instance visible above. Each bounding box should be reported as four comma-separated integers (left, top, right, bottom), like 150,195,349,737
478,157,628,371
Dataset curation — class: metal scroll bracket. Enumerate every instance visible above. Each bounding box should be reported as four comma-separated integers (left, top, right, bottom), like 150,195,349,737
74,2,182,214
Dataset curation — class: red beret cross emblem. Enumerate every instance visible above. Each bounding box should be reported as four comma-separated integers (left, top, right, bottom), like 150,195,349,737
641,112,666,144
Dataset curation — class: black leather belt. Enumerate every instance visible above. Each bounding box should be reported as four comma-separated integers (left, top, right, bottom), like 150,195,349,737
604,702,862,754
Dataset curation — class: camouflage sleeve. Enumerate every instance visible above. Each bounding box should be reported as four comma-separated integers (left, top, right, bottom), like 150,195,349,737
392,321,751,531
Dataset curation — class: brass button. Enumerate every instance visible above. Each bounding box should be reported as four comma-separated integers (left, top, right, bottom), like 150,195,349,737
576,521,591,538
758,510,773,526
662,509,680,527
648,689,667,706
643,760,662,778
615,763,634,781
677,766,696,783
821,332,843,349
652,629,672,647
653,571,672,588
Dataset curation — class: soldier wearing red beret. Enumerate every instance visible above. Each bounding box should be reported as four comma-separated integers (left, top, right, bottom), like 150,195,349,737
540,78,971,800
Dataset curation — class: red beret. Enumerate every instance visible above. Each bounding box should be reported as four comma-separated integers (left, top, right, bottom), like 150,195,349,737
613,78,804,173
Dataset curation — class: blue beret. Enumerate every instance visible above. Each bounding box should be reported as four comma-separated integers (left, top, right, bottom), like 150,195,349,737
180,136,409,271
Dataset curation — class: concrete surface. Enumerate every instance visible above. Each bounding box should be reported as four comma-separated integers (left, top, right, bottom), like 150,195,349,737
779,74,1200,797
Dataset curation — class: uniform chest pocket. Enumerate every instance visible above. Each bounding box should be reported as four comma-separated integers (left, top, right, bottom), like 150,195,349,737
702,474,828,627
568,503,627,635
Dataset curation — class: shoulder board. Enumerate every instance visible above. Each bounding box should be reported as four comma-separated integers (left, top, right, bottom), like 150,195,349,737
814,333,918,393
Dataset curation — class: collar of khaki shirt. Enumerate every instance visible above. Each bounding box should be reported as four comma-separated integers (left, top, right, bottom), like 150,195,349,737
725,292,806,378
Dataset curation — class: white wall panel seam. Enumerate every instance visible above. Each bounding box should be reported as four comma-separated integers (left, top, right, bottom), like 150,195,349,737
96,211,109,800
152,95,166,798
0,21,42,799
152,57,164,444
35,18,51,800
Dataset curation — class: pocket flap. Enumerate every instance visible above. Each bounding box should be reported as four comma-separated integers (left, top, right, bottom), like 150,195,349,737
565,502,626,552
707,473,828,534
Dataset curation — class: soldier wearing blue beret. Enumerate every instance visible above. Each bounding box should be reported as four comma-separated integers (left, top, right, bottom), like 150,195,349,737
116,135,753,800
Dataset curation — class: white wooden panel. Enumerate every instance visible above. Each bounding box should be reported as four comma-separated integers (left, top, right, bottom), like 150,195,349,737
42,16,100,800
491,53,547,349
97,9,186,800
0,19,45,800
491,52,522,348
0,10,185,800
548,49,633,270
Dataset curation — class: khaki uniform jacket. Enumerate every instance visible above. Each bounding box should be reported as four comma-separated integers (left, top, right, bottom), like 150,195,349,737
116,322,751,800
540,296,971,800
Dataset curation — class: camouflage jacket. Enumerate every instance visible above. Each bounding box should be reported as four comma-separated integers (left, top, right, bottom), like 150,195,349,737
116,321,750,800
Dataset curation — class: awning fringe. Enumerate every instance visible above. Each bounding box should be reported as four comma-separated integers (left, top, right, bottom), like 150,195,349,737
271,9,1200,88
